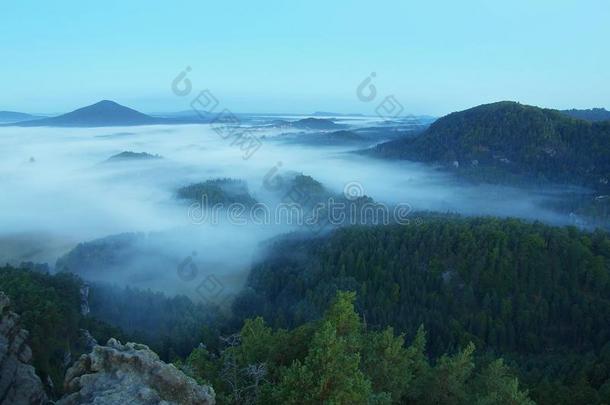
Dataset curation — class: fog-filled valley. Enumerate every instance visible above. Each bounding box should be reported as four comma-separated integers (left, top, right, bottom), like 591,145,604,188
1,115,599,295
2,97,610,404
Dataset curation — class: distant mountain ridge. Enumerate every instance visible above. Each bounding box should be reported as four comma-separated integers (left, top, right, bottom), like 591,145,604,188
0,111,40,123
312,111,364,117
371,101,610,188
275,126,420,146
105,151,162,162
13,100,162,127
6,101,356,128
275,129,368,146
5,100,209,127
561,108,610,122
267,117,344,130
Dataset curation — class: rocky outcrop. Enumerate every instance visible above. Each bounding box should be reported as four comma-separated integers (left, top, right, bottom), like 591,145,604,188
0,292,48,405
79,329,98,353
58,338,215,405
79,284,90,316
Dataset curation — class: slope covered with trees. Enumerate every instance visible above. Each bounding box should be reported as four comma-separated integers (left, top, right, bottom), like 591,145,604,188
232,217,610,403
177,178,258,207
3,214,610,403
0,266,122,397
372,102,610,189
88,283,223,360
183,291,534,404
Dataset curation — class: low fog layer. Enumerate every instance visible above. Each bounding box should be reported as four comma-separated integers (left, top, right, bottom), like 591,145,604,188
0,118,582,301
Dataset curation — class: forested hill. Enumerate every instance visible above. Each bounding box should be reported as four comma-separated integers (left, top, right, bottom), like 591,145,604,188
233,217,610,404
371,101,610,188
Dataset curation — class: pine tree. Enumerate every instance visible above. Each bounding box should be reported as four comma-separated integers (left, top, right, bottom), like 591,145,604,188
275,321,372,404
473,359,535,405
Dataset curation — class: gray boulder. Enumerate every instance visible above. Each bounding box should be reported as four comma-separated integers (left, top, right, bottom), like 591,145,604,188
58,338,215,405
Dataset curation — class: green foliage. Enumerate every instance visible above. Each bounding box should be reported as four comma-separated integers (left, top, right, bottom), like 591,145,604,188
473,359,536,405
561,108,610,123
0,266,81,393
187,291,534,404
276,320,372,404
541,191,610,229
322,291,361,344
177,178,258,206
361,327,412,401
241,217,610,355
182,346,221,386
372,101,610,191
291,174,327,198
0,266,122,397
0,265,224,398
423,342,476,405
236,317,276,365
235,216,610,402
88,283,222,360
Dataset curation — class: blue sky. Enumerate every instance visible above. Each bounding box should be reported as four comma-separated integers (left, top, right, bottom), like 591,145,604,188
1,0,608,115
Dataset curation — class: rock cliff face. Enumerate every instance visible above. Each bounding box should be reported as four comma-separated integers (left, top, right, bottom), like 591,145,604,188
0,292,48,405
1,290,214,404
58,338,215,405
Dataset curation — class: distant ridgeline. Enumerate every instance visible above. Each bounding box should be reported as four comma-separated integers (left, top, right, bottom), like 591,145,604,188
266,117,345,130
233,216,610,404
561,108,610,123
104,151,162,162
371,102,610,191
0,110,40,123
4,100,205,127
12,100,163,127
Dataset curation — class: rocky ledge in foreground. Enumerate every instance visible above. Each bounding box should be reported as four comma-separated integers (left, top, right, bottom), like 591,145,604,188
58,338,215,405
0,292,48,405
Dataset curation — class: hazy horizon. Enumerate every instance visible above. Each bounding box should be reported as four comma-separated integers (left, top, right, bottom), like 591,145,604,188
2,98,609,122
